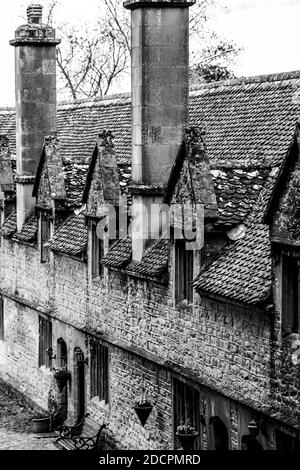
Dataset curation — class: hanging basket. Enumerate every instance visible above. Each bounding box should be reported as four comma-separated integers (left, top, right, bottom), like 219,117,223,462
176,431,198,450
133,403,153,427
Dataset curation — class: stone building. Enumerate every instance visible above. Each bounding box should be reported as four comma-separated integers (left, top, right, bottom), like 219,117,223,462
0,1,300,450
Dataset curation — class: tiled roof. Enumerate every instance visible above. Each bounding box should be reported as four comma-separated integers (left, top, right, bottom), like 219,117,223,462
101,238,170,277
101,238,132,268
194,224,272,305
0,210,16,238
1,71,300,301
1,71,300,206
126,239,170,277
211,166,272,227
189,71,300,166
49,213,88,256
12,216,38,244
0,95,132,206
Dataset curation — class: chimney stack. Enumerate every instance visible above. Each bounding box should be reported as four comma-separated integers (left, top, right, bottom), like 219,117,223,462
124,0,195,260
10,4,60,231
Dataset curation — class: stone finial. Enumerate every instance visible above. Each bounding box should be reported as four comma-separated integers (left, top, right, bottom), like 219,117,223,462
98,131,115,148
184,127,207,159
27,4,43,24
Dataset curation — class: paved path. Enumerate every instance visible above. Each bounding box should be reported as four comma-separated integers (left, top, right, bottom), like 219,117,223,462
0,428,57,450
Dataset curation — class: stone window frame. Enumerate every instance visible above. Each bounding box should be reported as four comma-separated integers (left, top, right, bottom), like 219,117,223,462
281,252,300,336
173,240,195,307
38,314,52,369
39,211,52,264
0,295,4,341
90,220,105,279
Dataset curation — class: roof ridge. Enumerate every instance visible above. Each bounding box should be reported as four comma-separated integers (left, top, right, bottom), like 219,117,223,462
0,106,14,113
2,69,300,112
57,92,131,110
190,69,300,94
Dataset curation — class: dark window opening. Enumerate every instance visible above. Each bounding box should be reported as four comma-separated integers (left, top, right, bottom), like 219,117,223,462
40,214,51,263
175,241,194,303
0,296,4,341
173,378,200,450
91,224,104,278
209,416,229,450
241,435,263,451
57,338,67,369
90,341,109,404
282,255,299,335
276,430,300,451
38,315,52,369
109,207,120,245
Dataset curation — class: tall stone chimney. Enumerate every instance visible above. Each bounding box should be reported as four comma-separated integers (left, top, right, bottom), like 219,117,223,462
124,0,195,260
10,4,60,231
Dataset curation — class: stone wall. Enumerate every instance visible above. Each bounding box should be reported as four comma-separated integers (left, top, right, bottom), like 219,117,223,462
0,232,299,448
88,348,173,450
0,239,53,309
0,297,52,408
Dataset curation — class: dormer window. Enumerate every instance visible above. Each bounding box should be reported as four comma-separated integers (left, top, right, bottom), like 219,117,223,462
40,212,51,263
91,222,104,278
175,240,194,304
282,254,299,335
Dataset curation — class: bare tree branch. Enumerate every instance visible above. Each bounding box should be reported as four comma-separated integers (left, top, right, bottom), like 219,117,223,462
44,0,241,100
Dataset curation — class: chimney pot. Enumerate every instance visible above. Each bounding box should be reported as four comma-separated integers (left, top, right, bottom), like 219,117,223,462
27,4,43,24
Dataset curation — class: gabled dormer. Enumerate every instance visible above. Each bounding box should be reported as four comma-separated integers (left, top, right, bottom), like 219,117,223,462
265,124,300,337
0,135,15,227
82,130,120,280
164,127,218,306
33,135,66,263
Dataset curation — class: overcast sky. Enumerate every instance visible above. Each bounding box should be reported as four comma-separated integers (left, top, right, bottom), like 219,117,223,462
0,0,300,106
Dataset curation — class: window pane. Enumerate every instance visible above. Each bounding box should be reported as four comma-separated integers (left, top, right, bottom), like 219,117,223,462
90,341,109,403
282,255,299,334
175,242,194,303
41,215,51,263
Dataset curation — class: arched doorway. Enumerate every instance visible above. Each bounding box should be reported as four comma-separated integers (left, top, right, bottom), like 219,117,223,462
74,347,85,423
55,338,68,425
209,416,229,450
